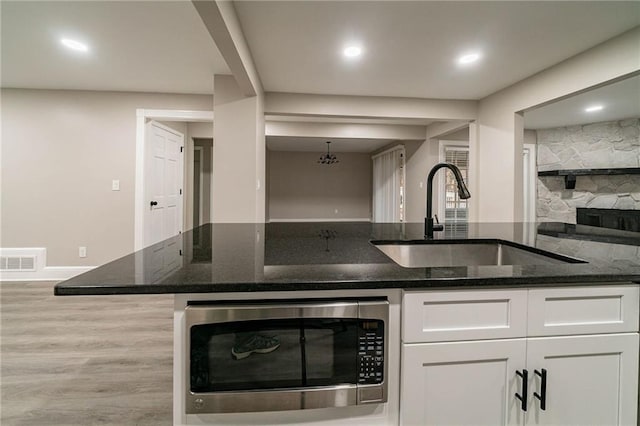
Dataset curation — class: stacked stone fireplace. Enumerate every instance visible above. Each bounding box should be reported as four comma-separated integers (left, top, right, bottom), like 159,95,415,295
536,118,640,227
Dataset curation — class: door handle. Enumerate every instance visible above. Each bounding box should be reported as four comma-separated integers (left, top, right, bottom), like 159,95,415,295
515,369,528,412
534,368,547,410
150,201,158,207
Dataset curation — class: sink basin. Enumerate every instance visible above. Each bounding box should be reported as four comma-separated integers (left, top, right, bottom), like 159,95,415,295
371,239,585,268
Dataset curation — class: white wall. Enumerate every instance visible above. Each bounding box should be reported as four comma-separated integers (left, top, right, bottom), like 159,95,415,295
212,74,265,222
474,27,640,222
371,139,440,224
404,140,440,223
1,88,212,267
267,150,372,221
444,127,469,141
524,129,537,146
188,121,213,139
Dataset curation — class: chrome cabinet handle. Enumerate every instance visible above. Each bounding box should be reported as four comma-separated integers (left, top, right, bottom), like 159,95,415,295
515,369,528,412
534,369,547,410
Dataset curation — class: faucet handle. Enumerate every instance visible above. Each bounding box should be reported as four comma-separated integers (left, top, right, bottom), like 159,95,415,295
433,215,444,232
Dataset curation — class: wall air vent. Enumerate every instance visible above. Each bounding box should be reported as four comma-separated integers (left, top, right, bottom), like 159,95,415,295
0,256,37,271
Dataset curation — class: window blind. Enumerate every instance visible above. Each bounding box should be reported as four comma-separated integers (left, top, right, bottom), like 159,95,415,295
444,147,469,224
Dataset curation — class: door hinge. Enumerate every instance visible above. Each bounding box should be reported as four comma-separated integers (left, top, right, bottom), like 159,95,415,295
179,189,182,195
179,249,183,256
180,146,184,153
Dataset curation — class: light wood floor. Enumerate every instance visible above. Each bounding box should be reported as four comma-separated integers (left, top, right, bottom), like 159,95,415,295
1,281,174,425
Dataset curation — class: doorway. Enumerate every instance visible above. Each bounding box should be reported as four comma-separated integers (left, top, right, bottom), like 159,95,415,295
135,109,213,250
193,138,213,228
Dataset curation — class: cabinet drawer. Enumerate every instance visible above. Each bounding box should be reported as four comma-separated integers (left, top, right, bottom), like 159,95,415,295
528,285,640,337
403,289,527,343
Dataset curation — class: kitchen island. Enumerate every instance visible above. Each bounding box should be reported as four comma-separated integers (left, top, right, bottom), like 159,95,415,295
55,222,640,426
56,222,640,295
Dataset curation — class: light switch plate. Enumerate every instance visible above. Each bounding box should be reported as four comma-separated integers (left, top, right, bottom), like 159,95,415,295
112,180,120,191
79,247,87,258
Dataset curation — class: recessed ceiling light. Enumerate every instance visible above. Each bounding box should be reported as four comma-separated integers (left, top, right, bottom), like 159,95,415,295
343,45,363,58
457,52,481,65
61,38,88,52
585,105,604,113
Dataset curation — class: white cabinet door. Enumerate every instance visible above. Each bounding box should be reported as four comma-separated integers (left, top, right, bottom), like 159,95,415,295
403,289,528,343
525,334,639,426
401,339,527,426
527,286,639,337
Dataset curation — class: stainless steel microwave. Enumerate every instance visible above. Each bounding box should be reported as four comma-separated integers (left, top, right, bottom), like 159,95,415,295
185,298,388,414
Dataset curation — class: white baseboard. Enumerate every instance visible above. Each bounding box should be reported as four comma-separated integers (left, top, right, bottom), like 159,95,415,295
268,218,372,223
0,247,96,282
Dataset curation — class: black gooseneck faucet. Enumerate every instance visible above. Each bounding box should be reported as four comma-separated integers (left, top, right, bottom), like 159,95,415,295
425,163,471,239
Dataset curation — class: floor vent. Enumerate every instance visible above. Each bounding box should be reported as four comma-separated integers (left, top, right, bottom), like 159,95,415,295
0,256,37,271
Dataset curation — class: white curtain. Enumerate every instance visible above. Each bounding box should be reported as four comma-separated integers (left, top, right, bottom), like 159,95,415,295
372,147,404,223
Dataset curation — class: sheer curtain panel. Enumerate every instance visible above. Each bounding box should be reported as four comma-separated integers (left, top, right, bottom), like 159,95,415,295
372,147,405,223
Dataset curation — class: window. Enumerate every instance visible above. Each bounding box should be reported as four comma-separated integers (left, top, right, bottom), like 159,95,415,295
439,143,469,237
443,147,469,223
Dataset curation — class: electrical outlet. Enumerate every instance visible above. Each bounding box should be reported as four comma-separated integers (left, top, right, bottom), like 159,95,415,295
112,180,120,191
79,247,87,258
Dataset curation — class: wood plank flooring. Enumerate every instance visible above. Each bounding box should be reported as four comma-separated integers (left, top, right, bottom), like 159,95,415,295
1,281,174,425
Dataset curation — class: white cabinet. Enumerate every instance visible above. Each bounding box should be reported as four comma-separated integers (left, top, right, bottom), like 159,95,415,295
402,339,526,426
525,334,638,426
402,289,528,342
400,285,640,426
527,286,639,337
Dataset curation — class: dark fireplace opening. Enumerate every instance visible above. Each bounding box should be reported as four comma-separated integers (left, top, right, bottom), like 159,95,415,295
576,208,640,233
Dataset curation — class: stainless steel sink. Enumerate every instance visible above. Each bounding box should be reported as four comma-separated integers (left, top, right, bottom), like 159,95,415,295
371,240,585,268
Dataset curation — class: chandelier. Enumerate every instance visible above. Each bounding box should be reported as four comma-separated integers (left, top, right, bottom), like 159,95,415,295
318,141,339,164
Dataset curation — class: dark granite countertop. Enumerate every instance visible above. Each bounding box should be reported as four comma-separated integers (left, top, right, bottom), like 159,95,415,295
54,222,640,296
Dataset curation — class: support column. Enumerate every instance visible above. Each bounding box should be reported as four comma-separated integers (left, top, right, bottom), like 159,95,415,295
212,74,265,222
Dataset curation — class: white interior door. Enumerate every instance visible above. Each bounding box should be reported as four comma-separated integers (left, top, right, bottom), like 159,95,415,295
144,120,184,247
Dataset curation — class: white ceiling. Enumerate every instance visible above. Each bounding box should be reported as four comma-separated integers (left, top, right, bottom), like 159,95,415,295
1,1,230,94
524,74,640,129
3,1,638,100
1,1,638,138
235,1,640,99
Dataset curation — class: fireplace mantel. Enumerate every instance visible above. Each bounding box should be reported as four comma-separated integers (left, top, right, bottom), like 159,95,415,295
538,167,640,189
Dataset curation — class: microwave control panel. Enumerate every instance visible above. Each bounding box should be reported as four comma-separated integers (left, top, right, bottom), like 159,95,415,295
357,319,385,384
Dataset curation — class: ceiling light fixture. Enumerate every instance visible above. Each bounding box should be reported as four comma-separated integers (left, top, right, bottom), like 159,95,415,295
585,105,604,113
343,45,362,58
318,141,339,165
61,38,88,52
457,52,481,65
